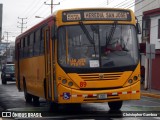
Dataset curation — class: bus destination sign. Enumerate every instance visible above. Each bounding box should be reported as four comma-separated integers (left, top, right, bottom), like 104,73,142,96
62,10,131,22
84,11,129,20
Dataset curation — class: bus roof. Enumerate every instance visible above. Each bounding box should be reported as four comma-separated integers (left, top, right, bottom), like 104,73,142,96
16,14,54,42
15,8,134,43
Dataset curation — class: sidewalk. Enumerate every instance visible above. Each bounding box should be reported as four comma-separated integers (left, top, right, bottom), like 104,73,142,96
141,84,160,99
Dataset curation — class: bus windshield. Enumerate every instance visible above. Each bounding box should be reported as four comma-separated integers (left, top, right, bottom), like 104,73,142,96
58,24,139,69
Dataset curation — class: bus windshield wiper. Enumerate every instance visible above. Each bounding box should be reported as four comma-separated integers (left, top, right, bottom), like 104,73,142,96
79,21,97,57
79,21,95,45
106,21,117,47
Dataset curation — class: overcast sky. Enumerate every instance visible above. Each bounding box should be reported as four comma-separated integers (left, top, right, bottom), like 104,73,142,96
0,0,135,42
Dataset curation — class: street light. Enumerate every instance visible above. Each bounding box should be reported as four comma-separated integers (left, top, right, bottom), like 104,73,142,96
35,16,44,19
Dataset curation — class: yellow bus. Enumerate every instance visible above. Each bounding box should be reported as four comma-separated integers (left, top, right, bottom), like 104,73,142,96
15,8,141,111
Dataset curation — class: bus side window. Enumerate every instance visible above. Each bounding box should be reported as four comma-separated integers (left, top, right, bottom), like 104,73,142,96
22,37,25,58
29,33,34,57
52,24,57,40
24,36,28,58
20,39,23,58
40,27,44,55
34,29,40,56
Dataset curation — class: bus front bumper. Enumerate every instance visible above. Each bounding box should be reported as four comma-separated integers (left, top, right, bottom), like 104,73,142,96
57,81,140,103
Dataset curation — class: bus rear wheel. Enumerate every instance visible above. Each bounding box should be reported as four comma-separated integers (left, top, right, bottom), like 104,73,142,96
23,81,32,103
33,96,40,106
108,101,123,111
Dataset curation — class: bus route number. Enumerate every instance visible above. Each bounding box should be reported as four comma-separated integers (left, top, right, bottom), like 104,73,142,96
80,82,87,87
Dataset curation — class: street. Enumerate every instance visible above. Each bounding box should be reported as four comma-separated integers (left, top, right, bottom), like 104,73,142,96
0,80,160,120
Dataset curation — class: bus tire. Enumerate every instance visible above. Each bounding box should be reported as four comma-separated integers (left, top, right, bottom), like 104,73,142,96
33,95,40,107
68,103,81,110
23,80,32,103
50,102,59,112
108,101,123,111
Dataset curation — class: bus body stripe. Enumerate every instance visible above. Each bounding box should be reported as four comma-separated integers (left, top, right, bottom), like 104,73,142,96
112,92,118,95
60,90,139,98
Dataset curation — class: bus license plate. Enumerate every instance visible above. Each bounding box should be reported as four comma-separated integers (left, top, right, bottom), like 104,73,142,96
97,94,107,99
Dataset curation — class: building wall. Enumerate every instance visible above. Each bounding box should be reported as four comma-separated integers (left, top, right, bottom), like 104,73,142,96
136,0,160,91
135,0,160,43
150,16,160,49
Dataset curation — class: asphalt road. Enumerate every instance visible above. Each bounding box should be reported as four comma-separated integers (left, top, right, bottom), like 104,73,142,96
0,81,160,120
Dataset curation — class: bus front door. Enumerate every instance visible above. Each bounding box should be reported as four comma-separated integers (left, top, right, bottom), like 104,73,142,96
44,27,52,100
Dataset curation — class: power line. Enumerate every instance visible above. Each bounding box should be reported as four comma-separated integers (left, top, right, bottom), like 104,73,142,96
126,0,145,9
19,0,42,17
17,17,27,33
113,0,128,8
135,0,157,13
118,0,135,8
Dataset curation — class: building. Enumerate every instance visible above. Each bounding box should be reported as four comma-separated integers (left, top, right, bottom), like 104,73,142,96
135,0,160,90
135,0,160,45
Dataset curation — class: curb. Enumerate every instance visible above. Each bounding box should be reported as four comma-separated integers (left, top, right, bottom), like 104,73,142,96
141,92,160,99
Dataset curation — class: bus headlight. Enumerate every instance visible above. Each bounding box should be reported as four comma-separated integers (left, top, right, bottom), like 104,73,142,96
128,79,133,84
133,76,138,81
68,81,73,87
62,79,67,84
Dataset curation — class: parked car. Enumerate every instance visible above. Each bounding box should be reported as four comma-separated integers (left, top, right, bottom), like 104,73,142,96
1,64,15,84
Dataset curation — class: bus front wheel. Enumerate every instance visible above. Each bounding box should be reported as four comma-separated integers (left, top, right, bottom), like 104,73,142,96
108,101,123,111
50,102,59,112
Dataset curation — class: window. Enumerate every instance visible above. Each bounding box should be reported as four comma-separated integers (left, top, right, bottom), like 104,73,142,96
29,33,34,57
158,19,160,39
23,38,25,48
34,29,41,56
24,37,28,57
20,39,23,58
142,18,150,42
40,27,45,55
58,25,139,69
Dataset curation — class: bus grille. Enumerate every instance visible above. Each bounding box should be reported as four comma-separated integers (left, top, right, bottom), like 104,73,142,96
79,73,123,81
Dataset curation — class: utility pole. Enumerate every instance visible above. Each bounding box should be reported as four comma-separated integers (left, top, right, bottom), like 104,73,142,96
17,17,27,33
4,31,10,63
44,0,60,14
4,31,10,43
